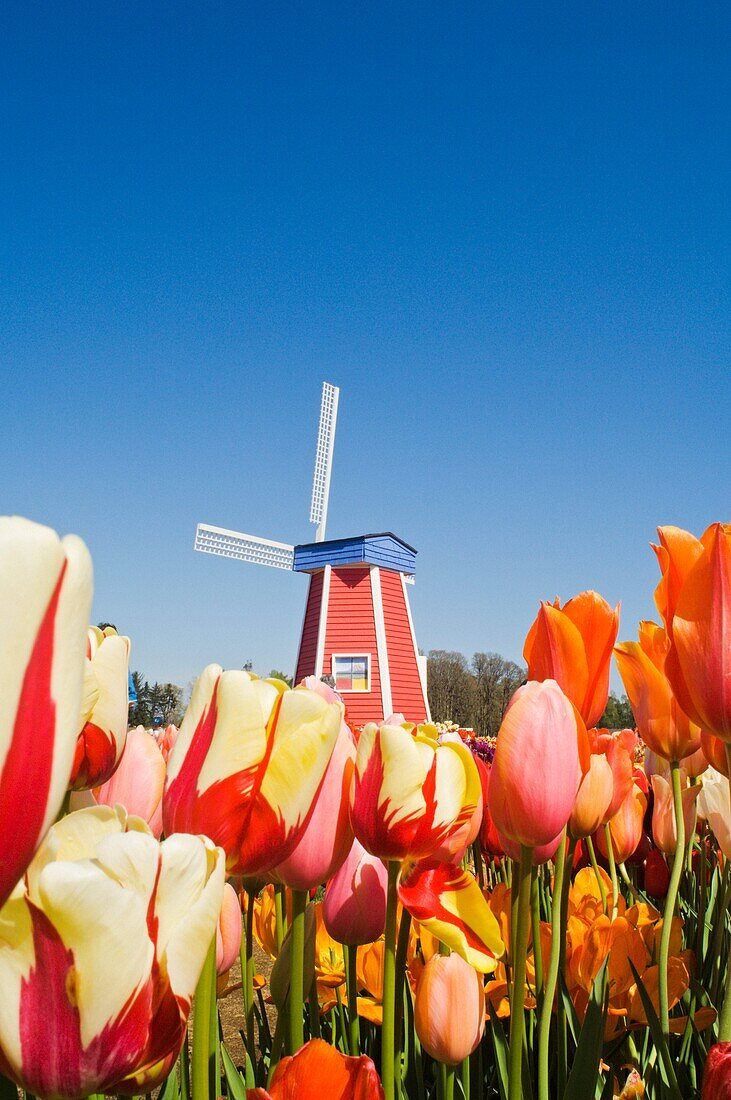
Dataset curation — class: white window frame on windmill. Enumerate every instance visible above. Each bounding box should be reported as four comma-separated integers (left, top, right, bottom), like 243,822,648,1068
331,653,371,693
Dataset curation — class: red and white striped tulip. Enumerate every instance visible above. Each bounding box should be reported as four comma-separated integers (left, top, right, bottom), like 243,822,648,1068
70,626,131,789
0,516,92,909
350,722,482,862
163,666,342,876
0,805,225,1098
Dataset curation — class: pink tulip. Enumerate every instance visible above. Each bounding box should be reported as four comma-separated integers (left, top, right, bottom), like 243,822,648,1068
498,830,564,865
488,680,584,848
217,883,243,976
155,723,179,762
93,725,167,837
274,720,356,890
322,838,388,945
651,774,701,856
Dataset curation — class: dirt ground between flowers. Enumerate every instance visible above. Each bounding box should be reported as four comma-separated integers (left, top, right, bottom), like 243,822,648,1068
214,945,276,1068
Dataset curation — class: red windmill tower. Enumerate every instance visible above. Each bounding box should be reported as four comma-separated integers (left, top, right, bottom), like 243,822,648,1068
194,383,430,724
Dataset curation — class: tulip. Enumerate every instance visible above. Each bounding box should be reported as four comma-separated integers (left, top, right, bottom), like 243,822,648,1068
498,830,564,865
473,757,505,857
350,722,481,862
70,626,131,789
274,720,356,890
245,1038,384,1099
644,848,670,898
523,590,619,727
702,1042,731,1099
217,881,243,976
0,516,92,910
597,783,647,864
698,768,731,860
397,858,504,972
650,774,701,855
75,725,167,837
488,680,585,848
702,731,730,778
414,952,485,1065
164,666,342,875
323,838,388,945
569,753,614,839
615,621,700,762
0,805,225,1098
663,523,731,741
591,728,639,819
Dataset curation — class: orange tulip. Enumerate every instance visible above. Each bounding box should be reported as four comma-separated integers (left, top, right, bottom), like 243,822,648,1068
597,783,647,864
591,728,639,819
245,1038,384,1098
523,590,620,727
489,680,586,848
569,753,615,839
650,775,700,855
661,523,731,741
414,953,485,1065
701,731,729,777
615,621,701,761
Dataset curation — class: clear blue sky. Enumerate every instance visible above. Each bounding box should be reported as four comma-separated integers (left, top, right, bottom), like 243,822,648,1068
1,2,729,693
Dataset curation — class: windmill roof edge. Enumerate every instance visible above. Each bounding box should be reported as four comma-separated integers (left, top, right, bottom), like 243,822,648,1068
294,532,418,555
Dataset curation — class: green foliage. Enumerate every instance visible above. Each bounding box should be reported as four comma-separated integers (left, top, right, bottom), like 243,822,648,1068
129,671,185,727
599,691,635,729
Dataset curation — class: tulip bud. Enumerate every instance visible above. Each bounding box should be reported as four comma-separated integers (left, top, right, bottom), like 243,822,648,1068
651,775,700,855
216,882,243,977
569,754,614,839
414,953,485,1065
702,1041,731,1099
323,839,388,945
597,783,647,864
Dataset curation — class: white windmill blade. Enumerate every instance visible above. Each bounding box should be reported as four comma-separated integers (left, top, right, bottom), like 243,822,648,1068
194,524,294,570
309,381,340,542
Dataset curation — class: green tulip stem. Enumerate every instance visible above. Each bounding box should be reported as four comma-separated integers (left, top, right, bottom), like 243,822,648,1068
274,884,286,951
530,867,544,999
345,943,361,1055
537,829,566,1100
718,744,731,1041
191,934,216,1100
557,836,576,1096
288,889,308,1053
602,823,620,920
507,846,533,1100
658,759,686,1037
444,1062,456,1100
381,861,400,1100
585,834,608,913
241,890,256,1076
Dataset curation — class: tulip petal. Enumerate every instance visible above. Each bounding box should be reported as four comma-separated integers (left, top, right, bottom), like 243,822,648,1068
397,859,504,973
524,603,589,717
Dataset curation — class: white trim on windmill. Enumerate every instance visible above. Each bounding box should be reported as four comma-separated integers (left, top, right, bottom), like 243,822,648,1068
309,382,340,542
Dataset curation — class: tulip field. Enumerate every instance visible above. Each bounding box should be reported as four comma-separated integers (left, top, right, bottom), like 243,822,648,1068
2,517,731,1100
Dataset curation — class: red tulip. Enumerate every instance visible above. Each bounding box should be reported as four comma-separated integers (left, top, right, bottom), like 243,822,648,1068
644,849,670,898
0,516,92,909
702,1041,731,1099
164,667,341,875
245,1037,384,1099
414,953,485,1065
473,757,505,858
322,838,388,945
488,680,586,848
523,590,619,727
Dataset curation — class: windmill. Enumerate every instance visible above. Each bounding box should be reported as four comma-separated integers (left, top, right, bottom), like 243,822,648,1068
194,382,430,724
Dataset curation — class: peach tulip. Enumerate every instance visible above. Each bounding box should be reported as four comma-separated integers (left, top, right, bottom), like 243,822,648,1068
597,783,647,864
245,1038,384,1099
323,838,388,945
702,731,729,777
650,775,700,855
0,516,92,910
523,590,619,727
615,621,701,761
217,882,243,976
591,728,639,819
164,666,341,875
350,722,481,862
414,953,485,1065
488,679,585,848
569,753,614,839
0,805,225,1098
661,523,731,741
92,725,166,836
71,626,131,789
274,719,356,890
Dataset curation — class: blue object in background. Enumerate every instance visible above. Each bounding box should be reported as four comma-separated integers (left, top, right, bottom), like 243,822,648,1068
128,670,137,706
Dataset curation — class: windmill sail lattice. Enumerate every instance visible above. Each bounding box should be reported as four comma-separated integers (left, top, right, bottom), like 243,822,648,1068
309,382,339,542
194,525,294,570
